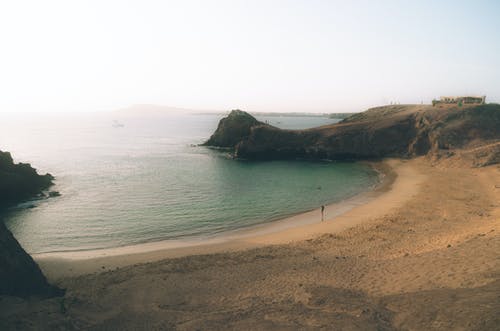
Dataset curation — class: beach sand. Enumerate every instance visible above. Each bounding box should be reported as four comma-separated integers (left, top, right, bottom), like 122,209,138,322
32,160,399,279
1,157,499,330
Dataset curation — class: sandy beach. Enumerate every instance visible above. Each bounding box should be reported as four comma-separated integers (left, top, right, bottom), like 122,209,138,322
2,156,499,330
34,160,402,279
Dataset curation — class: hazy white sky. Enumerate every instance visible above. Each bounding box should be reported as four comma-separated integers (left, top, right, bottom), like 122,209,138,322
1,0,499,113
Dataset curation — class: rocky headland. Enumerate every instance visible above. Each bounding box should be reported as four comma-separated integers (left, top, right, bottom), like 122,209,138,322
203,109,264,148
0,151,55,207
205,104,500,166
0,151,63,298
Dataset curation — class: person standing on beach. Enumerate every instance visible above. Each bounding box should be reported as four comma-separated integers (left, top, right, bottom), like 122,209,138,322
321,205,325,222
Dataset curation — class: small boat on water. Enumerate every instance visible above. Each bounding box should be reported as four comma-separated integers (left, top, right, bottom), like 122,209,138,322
112,120,125,128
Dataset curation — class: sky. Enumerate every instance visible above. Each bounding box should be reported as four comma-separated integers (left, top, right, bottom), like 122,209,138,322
0,0,499,113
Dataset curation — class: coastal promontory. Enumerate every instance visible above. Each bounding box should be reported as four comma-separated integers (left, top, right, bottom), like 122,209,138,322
206,104,500,166
0,151,54,206
203,109,269,148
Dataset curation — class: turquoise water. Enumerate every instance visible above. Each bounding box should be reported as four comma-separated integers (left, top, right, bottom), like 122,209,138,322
0,112,378,253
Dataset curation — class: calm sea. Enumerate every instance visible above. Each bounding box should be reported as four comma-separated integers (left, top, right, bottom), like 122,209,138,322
0,111,378,253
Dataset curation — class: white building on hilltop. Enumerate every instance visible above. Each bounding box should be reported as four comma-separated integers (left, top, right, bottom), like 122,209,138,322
436,95,486,105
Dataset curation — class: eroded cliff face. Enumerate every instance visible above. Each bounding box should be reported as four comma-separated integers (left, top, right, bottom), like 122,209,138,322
206,104,500,165
0,151,63,298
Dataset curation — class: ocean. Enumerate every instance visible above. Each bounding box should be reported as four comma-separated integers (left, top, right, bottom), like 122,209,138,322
0,111,378,253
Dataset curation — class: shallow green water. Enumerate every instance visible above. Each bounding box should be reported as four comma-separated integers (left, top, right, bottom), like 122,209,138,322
0,113,378,253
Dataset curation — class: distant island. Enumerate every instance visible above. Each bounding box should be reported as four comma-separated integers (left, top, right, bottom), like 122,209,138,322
113,104,356,119
196,111,355,119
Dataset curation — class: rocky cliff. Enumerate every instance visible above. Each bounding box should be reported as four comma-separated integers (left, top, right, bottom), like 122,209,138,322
203,109,269,148
0,151,54,207
0,151,63,298
205,104,500,165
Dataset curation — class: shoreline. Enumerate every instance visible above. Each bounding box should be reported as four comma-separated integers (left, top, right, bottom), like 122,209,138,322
34,160,388,255
30,160,384,256
35,158,422,280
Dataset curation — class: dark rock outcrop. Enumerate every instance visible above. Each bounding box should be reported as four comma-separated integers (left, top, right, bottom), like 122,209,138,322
206,105,500,165
0,221,64,298
203,109,268,148
0,151,54,207
0,151,63,298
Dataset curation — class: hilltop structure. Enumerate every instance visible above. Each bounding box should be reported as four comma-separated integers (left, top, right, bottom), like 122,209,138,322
433,95,486,106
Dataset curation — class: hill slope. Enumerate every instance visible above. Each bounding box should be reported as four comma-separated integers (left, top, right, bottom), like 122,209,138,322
205,104,500,166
